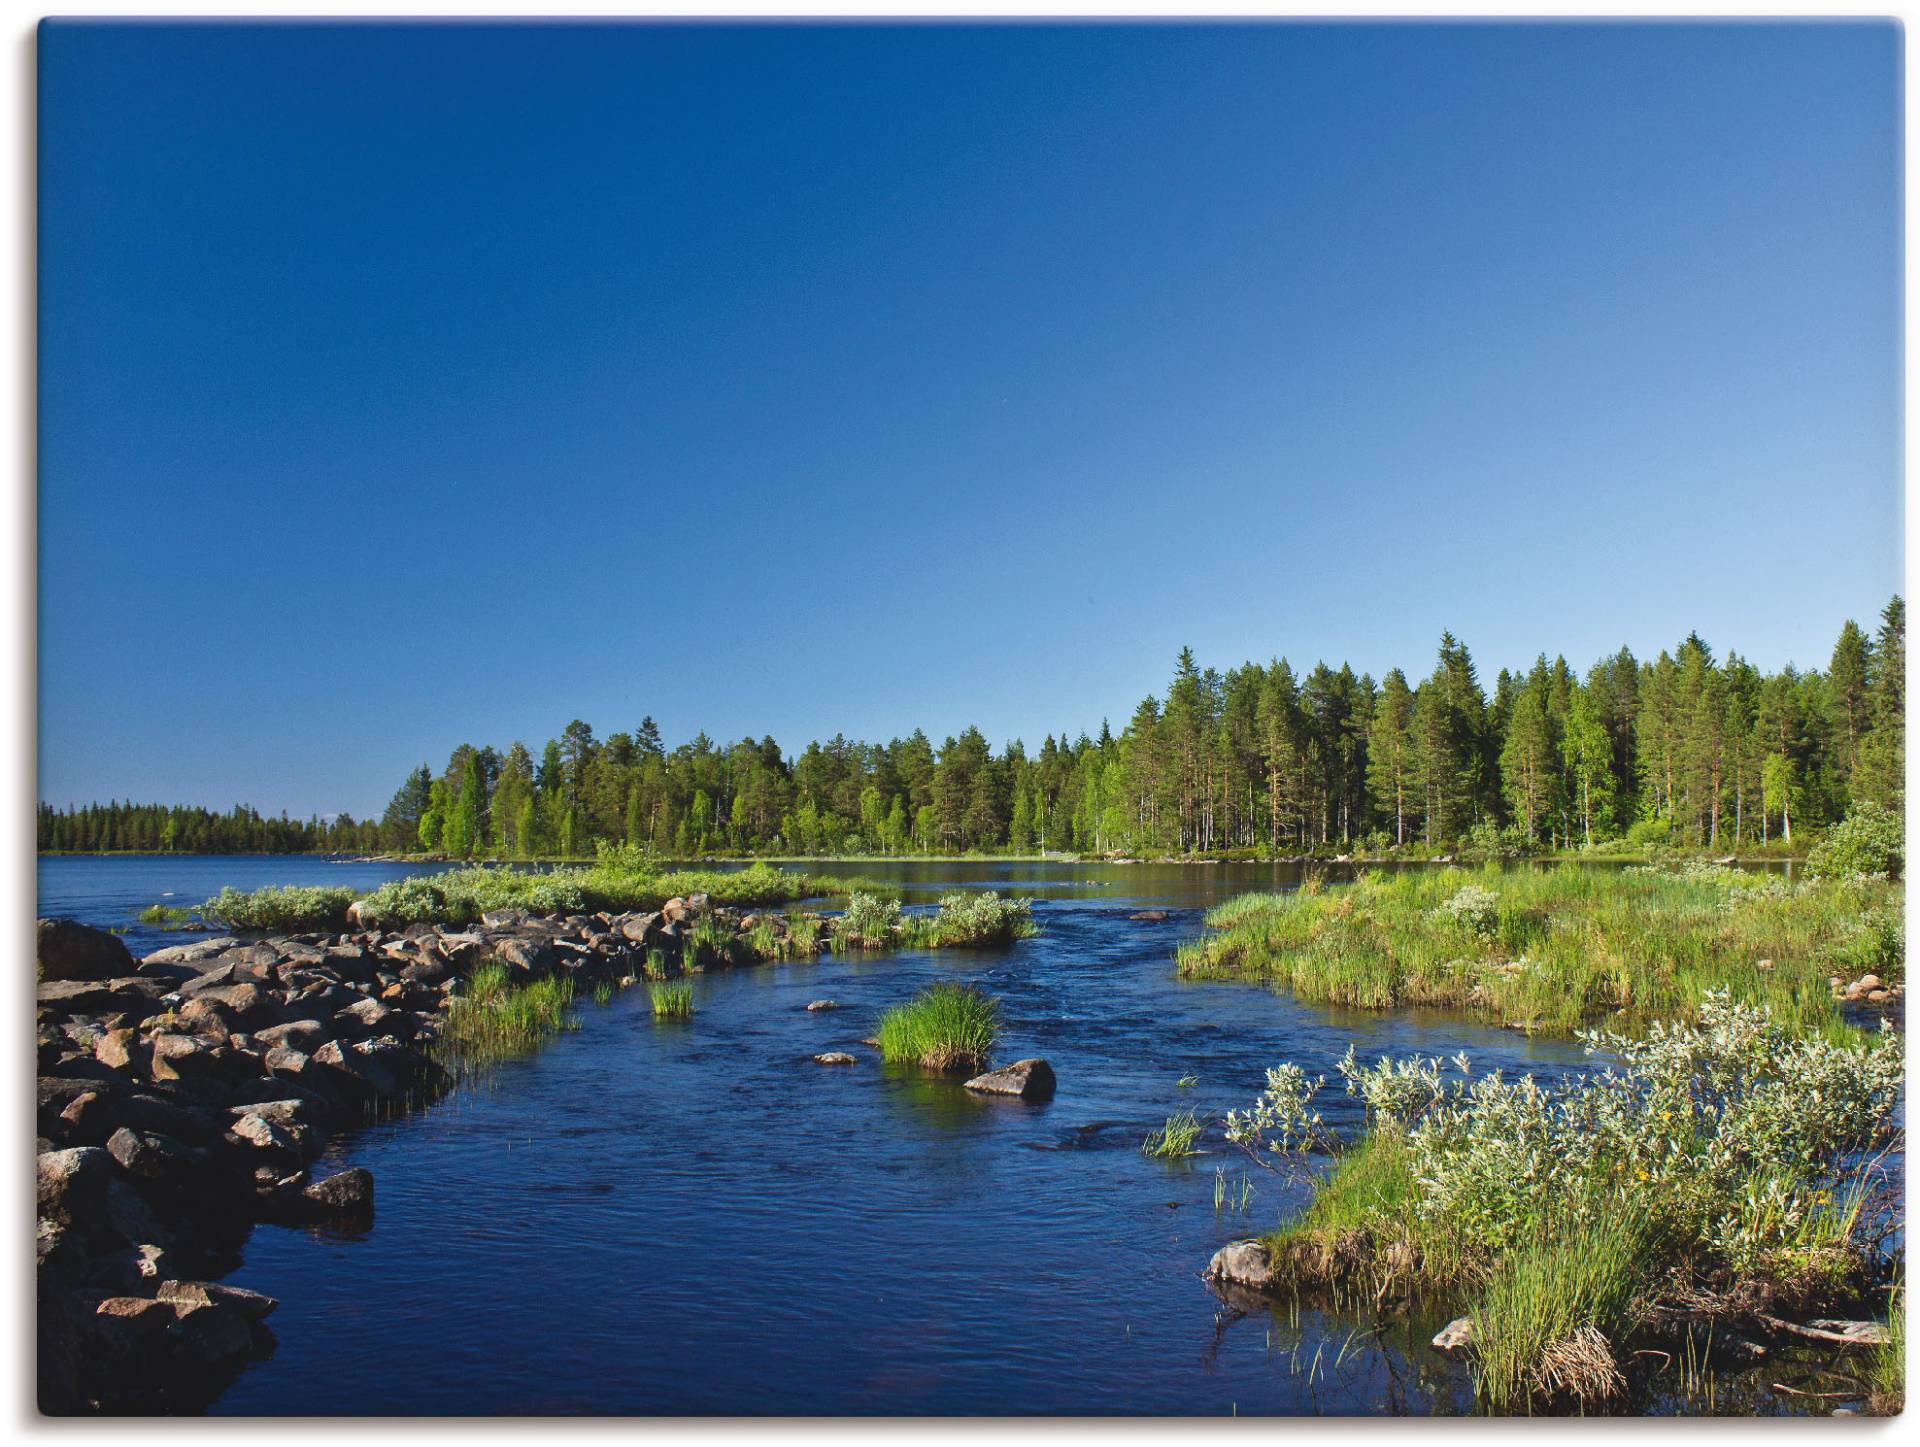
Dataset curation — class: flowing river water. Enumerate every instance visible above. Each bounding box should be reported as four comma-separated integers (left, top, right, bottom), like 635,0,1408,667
36,855,1840,1415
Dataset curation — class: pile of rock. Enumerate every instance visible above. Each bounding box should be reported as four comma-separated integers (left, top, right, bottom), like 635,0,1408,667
1831,972,1904,1011
36,895,788,1413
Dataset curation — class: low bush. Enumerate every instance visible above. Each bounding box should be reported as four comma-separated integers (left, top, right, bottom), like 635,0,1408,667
1231,993,1904,1409
1807,803,1904,882
199,884,357,932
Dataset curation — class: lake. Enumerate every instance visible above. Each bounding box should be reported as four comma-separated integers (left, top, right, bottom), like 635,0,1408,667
34,854,1815,1415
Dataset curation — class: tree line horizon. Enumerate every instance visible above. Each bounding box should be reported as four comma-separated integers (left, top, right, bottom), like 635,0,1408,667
39,599,1904,860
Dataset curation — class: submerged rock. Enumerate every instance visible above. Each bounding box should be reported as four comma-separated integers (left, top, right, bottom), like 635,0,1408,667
302,1167,374,1217
813,1052,857,1065
1127,910,1170,923
963,1058,1057,1101
1204,1239,1276,1291
805,1000,840,1012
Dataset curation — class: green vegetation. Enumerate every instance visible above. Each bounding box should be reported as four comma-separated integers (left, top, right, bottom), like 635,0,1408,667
640,948,671,981
136,904,194,929
1869,1280,1904,1414
874,983,999,1071
53,603,1897,864
1231,994,1903,1410
199,883,358,932
199,853,857,932
648,981,694,1019
1806,800,1904,881
1178,863,1899,1039
1142,1109,1204,1159
833,890,1039,952
433,962,576,1064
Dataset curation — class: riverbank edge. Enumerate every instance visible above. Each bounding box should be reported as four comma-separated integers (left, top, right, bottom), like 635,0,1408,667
34,895,818,1414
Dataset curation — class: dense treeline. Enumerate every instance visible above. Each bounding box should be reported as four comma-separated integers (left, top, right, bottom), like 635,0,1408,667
36,802,380,855
40,600,1903,859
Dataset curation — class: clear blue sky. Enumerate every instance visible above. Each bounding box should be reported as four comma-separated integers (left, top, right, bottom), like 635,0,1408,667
39,20,1902,819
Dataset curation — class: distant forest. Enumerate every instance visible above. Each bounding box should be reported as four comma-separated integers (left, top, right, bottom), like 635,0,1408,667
40,600,1903,859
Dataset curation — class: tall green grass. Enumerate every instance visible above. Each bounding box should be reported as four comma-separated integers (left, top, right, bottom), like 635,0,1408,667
433,961,576,1064
1142,1109,1204,1159
137,904,194,929
648,981,694,1018
874,983,999,1071
1179,865,1897,1039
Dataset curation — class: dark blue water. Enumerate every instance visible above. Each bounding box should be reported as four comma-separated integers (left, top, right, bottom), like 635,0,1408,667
39,854,1618,1414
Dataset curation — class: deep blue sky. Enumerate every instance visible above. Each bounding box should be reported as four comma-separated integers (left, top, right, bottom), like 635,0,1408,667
39,21,1902,819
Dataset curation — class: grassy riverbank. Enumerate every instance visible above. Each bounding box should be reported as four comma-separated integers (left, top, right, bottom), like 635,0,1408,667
1227,994,1904,1411
1177,863,1900,1040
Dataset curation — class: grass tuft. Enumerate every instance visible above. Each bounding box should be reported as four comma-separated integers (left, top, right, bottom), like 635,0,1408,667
874,983,999,1071
1142,1109,1204,1159
648,981,694,1018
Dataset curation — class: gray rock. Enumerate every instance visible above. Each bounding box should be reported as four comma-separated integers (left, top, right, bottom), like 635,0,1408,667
158,1279,278,1321
37,1146,112,1224
806,999,841,1012
1432,1317,1475,1352
104,1127,194,1181
813,1052,857,1065
963,1058,1057,1101
302,1166,374,1215
1204,1240,1276,1290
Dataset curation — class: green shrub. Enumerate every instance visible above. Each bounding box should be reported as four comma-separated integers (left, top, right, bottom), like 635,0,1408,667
874,983,999,1071
831,893,902,949
1807,803,1904,882
905,891,1039,948
199,884,357,932
137,904,193,929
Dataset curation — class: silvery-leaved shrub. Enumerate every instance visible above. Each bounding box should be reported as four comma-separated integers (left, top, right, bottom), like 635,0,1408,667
1230,991,1902,1268
1807,802,1905,883
1431,883,1500,939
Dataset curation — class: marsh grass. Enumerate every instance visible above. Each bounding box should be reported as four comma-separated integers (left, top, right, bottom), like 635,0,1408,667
648,980,694,1018
682,913,732,969
1142,1109,1204,1159
592,979,614,1006
1869,1278,1904,1414
1178,865,1898,1039
434,961,576,1064
1467,1213,1643,1410
641,947,671,981
137,904,194,929
874,983,999,1071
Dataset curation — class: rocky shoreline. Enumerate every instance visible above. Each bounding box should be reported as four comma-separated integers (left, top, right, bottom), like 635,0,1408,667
35,895,798,1414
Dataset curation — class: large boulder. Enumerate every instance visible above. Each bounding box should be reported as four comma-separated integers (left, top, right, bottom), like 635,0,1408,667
37,918,135,983
37,1146,112,1225
1204,1240,1277,1291
963,1058,1057,1101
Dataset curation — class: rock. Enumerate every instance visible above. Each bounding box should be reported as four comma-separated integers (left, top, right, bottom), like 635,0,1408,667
95,1028,149,1074
104,1127,194,1181
494,936,555,978
88,1241,171,1291
1127,909,1171,922
1859,975,1883,991
37,1146,112,1224
480,907,528,930
813,1052,857,1065
149,1032,218,1080
1755,958,1774,971
1205,1240,1276,1290
253,1019,330,1052
619,912,662,945
302,1167,373,1216
227,1111,297,1155
166,1297,257,1364
1432,1317,1475,1352
58,1089,117,1145
334,996,394,1036
805,999,840,1012
157,1279,278,1321
37,917,136,982
312,1040,398,1098
37,978,137,1015
1868,989,1890,1005
1808,1319,1890,1346
963,1058,1058,1101
191,982,281,1028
